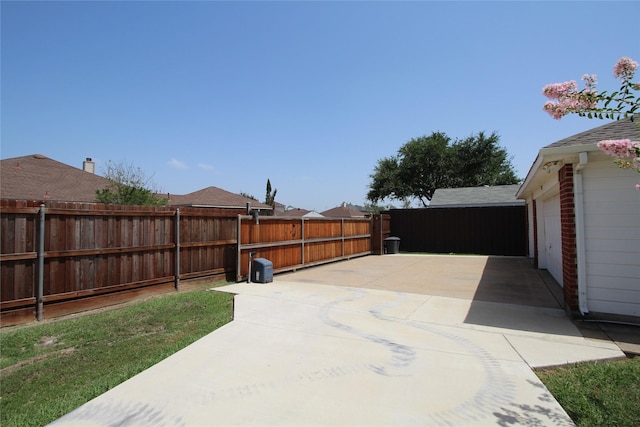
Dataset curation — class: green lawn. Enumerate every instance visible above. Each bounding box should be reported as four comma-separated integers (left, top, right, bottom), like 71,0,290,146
537,357,640,427
0,286,234,427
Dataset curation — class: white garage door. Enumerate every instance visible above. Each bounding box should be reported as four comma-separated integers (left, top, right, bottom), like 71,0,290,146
543,195,563,286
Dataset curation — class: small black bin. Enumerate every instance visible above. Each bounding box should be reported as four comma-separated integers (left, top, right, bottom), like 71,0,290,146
384,237,401,254
251,258,273,283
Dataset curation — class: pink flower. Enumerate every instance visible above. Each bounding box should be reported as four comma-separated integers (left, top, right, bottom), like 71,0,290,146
542,78,599,119
597,139,638,158
582,74,597,89
543,101,565,120
542,81,578,99
542,92,598,119
613,57,638,79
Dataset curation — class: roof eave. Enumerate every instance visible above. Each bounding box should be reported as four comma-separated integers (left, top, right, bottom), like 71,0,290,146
516,142,600,199
430,202,524,208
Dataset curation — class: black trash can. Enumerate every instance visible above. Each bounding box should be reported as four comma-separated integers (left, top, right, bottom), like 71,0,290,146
251,258,273,283
384,237,401,254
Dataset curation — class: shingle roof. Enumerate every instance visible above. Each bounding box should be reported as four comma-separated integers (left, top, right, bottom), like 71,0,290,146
1,154,272,209
273,209,324,218
274,208,312,217
430,185,524,208
321,204,368,218
1,154,112,202
168,187,270,210
544,116,639,149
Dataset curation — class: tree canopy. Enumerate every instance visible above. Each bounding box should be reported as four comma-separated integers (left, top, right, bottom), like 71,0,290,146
95,160,167,206
367,131,520,207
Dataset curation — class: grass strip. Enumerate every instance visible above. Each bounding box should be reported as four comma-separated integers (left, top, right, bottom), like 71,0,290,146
537,357,640,427
1,287,234,427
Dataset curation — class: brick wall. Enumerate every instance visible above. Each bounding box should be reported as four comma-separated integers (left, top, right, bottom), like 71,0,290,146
559,164,578,312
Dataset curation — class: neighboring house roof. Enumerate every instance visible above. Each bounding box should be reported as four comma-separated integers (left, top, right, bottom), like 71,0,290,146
1,154,272,210
346,203,367,212
274,208,311,217
430,185,524,208
302,210,325,218
517,117,639,199
0,154,111,202
168,187,271,210
275,208,324,218
321,203,368,218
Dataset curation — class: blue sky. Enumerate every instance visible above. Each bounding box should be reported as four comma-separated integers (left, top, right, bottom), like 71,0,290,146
2,1,639,210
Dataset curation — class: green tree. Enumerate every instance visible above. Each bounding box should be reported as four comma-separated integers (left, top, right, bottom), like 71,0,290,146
449,131,519,188
364,202,398,214
264,179,277,214
367,131,519,207
240,192,258,201
95,160,167,206
367,157,404,204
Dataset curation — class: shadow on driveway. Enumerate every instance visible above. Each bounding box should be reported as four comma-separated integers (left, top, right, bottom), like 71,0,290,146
279,254,571,336
279,254,562,306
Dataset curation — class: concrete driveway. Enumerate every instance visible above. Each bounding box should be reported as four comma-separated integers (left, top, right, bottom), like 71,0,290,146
50,255,625,426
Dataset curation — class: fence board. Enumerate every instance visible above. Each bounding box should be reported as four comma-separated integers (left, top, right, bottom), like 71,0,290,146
371,214,391,255
237,216,373,280
386,206,526,256
0,206,37,300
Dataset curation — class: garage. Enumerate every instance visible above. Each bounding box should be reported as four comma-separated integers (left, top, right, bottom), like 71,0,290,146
542,194,563,286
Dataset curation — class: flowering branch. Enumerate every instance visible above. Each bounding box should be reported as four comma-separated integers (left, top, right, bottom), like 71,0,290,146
543,57,640,121
543,57,640,189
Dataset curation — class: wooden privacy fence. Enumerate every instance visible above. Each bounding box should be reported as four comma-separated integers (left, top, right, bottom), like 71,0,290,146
386,206,526,256
236,216,380,280
0,200,242,324
1,199,388,324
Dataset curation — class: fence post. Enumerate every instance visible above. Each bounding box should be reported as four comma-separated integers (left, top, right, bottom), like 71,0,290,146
341,218,345,257
370,215,374,254
301,218,305,267
236,214,242,281
36,204,45,321
175,208,180,290
380,214,384,255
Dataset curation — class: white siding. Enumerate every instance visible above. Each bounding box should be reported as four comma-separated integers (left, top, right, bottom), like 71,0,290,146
583,158,640,317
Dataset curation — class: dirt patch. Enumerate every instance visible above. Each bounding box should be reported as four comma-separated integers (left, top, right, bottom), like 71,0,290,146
1,347,76,376
36,335,61,349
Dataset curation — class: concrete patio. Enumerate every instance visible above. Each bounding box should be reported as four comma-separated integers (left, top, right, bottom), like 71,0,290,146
49,254,627,426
